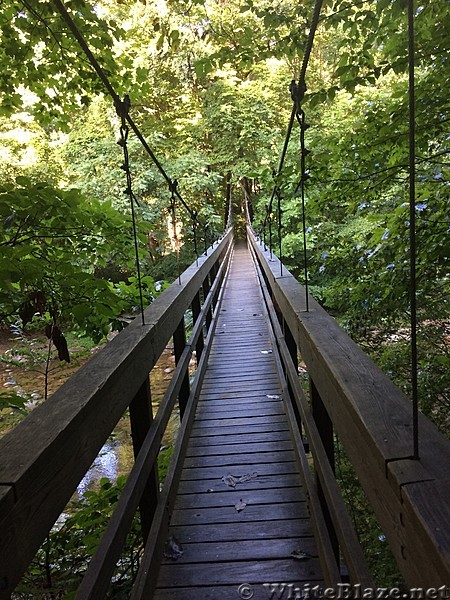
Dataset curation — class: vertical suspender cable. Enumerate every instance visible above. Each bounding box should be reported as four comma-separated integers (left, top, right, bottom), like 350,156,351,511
276,188,283,276
52,0,211,240
299,109,310,312
263,0,323,295
203,225,209,255
408,0,419,460
170,180,182,285
267,204,273,258
117,100,145,326
192,212,199,267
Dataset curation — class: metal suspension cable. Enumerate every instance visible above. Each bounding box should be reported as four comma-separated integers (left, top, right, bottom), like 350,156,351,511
116,98,146,325
169,180,182,285
408,0,419,460
52,0,201,226
299,0,325,85
258,0,323,302
263,0,324,225
298,108,310,312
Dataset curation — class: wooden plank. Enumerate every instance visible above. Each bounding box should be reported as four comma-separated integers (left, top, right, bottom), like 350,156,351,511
174,486,304,510
194,400,284,413
206,353,273,362
147,243,325,599
190,415,287,429
210,338,269,345
156,558,322,587
170,502,309,527
180,461,299,482
210,337,270,345
194,406,285,419
248,229,450,586
392,477,450,586
198,389,281,401
188,430,291,447
213,331,267,338
194,400,284,415
202,370,277,381
178,473,302,494
190,421,289,437
194,406,284,422
0,231,234,596
169,519,313,543
154,584,321,600
208,346,272,356
185,440,293,457
182,450,295,469
202,371,278,381
205,359,276,368
200,380,280,392
160,537,317,563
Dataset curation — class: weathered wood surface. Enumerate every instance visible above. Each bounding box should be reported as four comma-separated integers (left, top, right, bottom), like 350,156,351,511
248,227,450,586
153,243,323,599
129,243,234,600
0,231,233,598
250,241,372,586
76,240,232,600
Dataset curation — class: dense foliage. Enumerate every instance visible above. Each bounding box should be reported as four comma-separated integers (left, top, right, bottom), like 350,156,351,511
1,0,448,594
248,0,449,435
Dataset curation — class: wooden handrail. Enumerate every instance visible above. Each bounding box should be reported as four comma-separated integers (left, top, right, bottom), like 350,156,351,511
248,238,374,587
130,238,234,599
0,229,234,598
76,236,234,599
247,226,450,587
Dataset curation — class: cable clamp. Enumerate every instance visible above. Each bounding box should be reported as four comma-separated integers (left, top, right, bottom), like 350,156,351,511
115,94,131,121
290,80,307,109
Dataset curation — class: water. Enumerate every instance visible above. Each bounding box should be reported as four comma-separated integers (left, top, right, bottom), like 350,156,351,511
75,419,134,498
74,347,179,499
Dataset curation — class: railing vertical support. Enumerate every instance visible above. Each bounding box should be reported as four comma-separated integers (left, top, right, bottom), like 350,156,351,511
210,260,219,288
272,293,283,326
210,259,222,310
129,378,159,541
202,276,213,330
173,318,190,419
311,380,339,566
191,291,204,363
284,319,304,442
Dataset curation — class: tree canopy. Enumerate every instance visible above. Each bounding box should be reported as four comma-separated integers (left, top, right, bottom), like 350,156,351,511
0,0,449,593
0,0,448,429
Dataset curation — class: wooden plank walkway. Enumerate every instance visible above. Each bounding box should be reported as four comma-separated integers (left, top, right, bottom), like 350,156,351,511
154,242,323,599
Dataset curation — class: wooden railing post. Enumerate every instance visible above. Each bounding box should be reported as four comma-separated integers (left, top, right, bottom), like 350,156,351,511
173,318,190,419
191,291,204,364
211,257,223,308
272,293,283,327
284,319,305,444
129,378,159,541
202,276,213,330
210,260,219,292
311,379,339,566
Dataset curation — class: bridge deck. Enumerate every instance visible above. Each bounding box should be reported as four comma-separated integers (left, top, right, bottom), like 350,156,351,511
154,242,323,599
